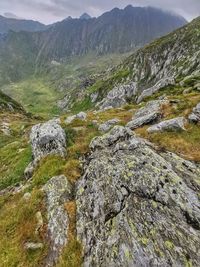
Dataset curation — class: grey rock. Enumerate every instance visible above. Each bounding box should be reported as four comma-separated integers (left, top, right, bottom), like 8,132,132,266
90,92,99,103
65,112,87,124
98,119,120,133
137,77,175,103
23,192,31,201
97,82,137,110
1,122,11,135
76,126,200,267
43,175,72,266
35,211,43,235
30,120,66,162
147,117,186,133
188,103,200,123
24,242,44,250
126,100,168,130
76,112,87,120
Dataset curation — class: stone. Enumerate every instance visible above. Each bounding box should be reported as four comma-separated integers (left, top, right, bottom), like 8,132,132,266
23,192,31,201
137,77,175,103
126,100,168,130
98,119,120,132
188,103,200,123
35,211,43,235
30,120,66,162
147,117,186,133
76,112,87,120
43,175,72,266
97,82,137,110
24,242,44,250
76,126,200,267
65,112,87,124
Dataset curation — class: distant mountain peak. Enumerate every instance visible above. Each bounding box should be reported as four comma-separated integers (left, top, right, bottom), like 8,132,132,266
80,13,91,20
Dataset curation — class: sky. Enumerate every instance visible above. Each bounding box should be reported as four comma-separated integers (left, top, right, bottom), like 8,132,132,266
0,0,200,24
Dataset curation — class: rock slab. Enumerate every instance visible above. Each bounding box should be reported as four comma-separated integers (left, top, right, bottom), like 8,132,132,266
76,126,200,267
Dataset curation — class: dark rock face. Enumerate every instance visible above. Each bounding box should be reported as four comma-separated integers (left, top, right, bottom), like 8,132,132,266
76,126,200,267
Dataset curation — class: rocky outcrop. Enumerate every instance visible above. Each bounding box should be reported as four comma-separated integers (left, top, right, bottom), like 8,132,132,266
126,99,168,130
43,175,72,267
76,126,200,267
148,117,186,133
137,77,175,103
98,119,120,133
65,112,87,124
97,82,137,110
188,103,200,123
24,119,66,179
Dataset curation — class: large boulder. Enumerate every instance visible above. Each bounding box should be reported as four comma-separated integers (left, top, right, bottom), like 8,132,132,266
137,77,175,103
147,117,186,133
43,175,72,266
24,120,66,179
30,119,66,161
76,126,200,267
98,118,120,133
126,99,168,130
188,103,200,123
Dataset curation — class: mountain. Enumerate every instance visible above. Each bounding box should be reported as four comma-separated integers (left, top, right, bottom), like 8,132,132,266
79,13,91,20
0,6,187,87
35,6,187,63
0,15,46,34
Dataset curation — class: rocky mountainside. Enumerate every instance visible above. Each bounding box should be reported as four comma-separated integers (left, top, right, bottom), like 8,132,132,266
75,16,200,110
0,6,186,86
0,15,46,34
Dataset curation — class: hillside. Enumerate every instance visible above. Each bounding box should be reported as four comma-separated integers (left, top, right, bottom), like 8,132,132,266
75,16,200,110
0,15,46,34
0,6,186,88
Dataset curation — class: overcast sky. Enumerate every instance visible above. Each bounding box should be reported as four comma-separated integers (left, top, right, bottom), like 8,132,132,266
0,0,200,24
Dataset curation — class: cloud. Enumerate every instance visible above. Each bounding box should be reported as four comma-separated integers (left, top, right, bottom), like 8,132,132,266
0,0,199,24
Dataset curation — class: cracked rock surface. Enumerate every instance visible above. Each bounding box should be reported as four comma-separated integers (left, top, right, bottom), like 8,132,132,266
76,126,200,267
43,175,72,267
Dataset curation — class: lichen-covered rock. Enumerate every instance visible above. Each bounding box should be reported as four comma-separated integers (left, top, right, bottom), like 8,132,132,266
97,82,137,110
148,117,186,133
98,119,120,133
188,103,200,123
43,175,72,266
137,77,175,103
126,100,168,130
65,112,87,124
30,120,66,161
76,126,200,267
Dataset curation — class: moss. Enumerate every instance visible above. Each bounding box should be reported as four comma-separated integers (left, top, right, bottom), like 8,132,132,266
165,240,174,250
140,237,149,246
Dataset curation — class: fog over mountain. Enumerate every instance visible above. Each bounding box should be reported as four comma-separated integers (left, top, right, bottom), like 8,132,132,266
0,0,199,24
